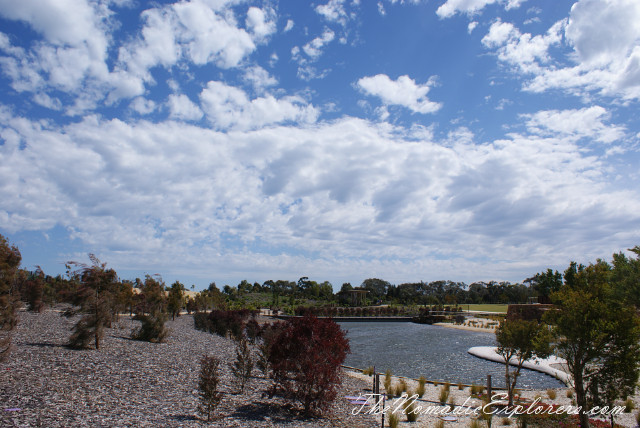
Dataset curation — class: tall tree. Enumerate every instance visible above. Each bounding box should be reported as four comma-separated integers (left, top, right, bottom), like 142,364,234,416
65,254,120,350
495,319,551,406
0,234,21,362
167,281,185,320
544,259,640,428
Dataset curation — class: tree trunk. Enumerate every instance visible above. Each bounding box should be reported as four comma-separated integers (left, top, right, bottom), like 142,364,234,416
574,370,589,428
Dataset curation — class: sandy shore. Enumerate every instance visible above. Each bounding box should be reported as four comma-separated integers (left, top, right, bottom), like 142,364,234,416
345,370,640,427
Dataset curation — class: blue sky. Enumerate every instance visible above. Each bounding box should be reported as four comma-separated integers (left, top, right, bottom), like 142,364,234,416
1,0,639,290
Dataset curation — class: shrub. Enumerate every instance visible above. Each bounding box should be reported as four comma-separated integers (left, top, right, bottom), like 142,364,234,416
230,336,253,393
501,416,512,425
469,419,482,428
443,381,451,392
384,370,393,393
566,389,574,398
416,376,426,397
268,314,350,415
388,411,399,428
404,398,419,422
458,381,464,391
363,366,375,376
471,384,483,396
256,322,285,378
439,385,449,405
625,397,634,413
546,389,556,400
434,420,444,428
199,355,223,421
193,312,211,332
399,379,408,393
132,312,168,343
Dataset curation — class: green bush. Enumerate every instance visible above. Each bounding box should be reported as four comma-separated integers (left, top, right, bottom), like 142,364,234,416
132,312,168,343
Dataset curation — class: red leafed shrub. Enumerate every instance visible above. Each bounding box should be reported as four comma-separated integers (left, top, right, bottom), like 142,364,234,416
268,314,350,415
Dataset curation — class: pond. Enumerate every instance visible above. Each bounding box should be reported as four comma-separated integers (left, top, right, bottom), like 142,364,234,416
339,321,564,389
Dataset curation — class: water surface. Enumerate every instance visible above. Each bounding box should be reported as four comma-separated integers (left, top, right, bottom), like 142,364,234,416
340,321,563,389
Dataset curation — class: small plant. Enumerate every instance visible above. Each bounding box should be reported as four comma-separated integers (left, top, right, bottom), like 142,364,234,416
448,395,456,408
444,381,451,392
388,411,399,428
199,355,223,421
416,376,426,397
501,416,512,425
469,419,483,428
546,389,556,400
384,370,393,393
399,378,408,393
132,311,168,343
566,389,574,398
439,385,450,405
624,397,634,413
471,383,483,396
458,381,464,390
403,399,419,422
230,336,253,393
363,366,375,376
433,380,439,387
434,419,445,428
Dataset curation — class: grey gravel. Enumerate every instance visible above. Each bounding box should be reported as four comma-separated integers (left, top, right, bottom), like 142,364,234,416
0,309,378,427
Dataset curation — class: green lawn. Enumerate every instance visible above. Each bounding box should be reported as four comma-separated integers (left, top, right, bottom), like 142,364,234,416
462,304,509,313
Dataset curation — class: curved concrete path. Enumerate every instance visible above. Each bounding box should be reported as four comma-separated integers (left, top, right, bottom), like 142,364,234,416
468,346,571,385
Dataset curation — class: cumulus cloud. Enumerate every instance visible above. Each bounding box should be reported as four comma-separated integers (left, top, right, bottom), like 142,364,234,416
1,112,638,282
356,74,442,114
242,65,278,92
436,0,527,18
199,81,319,130
0,0,275,111
522,106,626,144
167,94,203,121
483,0,640,100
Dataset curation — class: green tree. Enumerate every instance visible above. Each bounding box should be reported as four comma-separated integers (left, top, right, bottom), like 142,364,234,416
0,234,21,362
495,319,551,406
167,281,185,320
527,268,562,303
545,259,640,428
65,254,120,350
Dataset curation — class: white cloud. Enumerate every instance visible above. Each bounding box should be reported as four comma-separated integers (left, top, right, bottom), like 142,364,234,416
130,97,157,115
0,0,273,110
246,6,277,42
522,106,626,144
243,65,278,92
284,19,294,32
1,112,638,283
436,0,526,18
356,74,442,114
302,29,336,59
199,81,319,130
316,0,349,26
482,19,565,73
468,21,478,34
483,0,640,100
167,94,203,121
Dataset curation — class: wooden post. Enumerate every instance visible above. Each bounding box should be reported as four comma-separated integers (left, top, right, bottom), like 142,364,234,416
487,374,492,400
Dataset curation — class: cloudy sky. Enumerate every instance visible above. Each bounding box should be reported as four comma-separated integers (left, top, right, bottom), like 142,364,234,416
1,0,639,290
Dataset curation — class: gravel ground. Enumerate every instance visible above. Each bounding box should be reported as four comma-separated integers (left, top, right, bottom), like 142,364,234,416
0,309,378,428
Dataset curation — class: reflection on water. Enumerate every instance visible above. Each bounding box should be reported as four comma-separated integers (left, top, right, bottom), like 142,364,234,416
339,321,563,389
